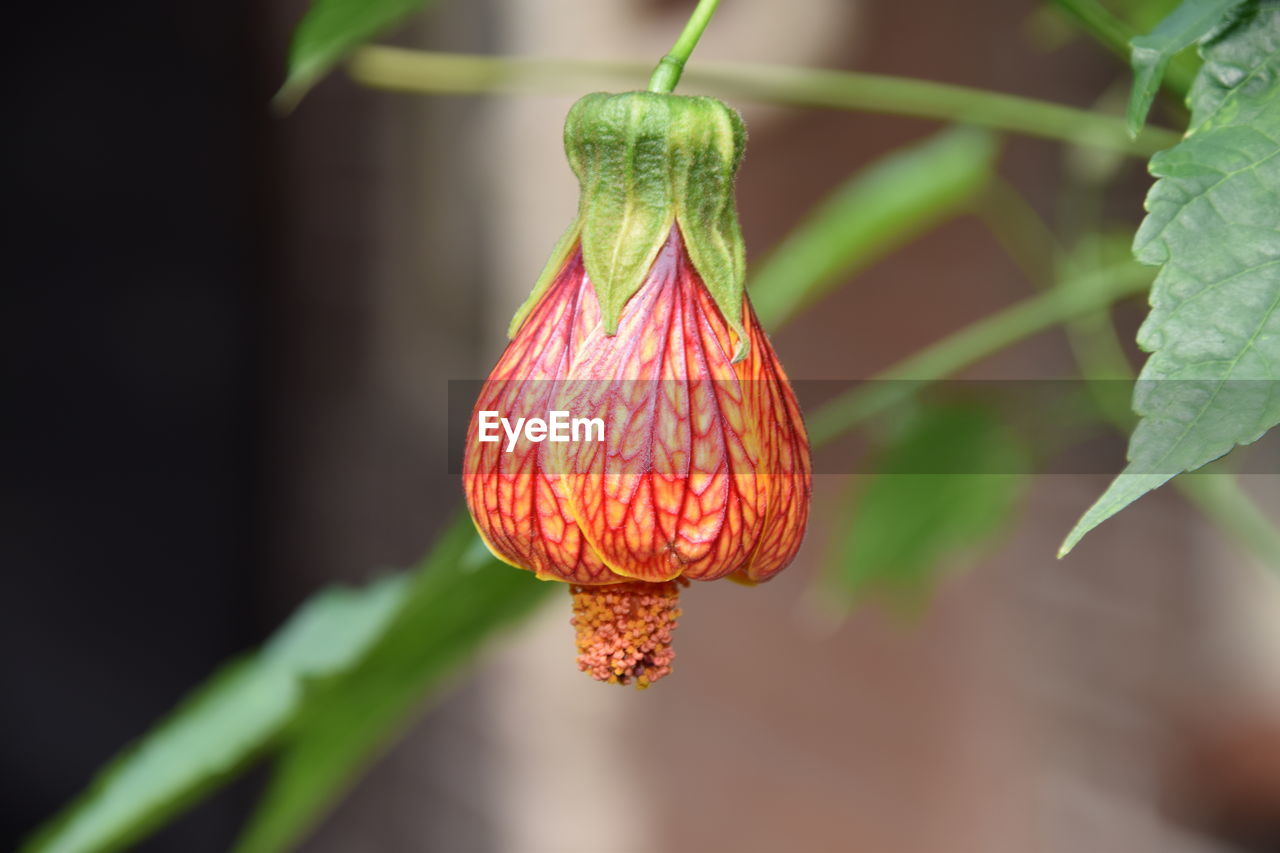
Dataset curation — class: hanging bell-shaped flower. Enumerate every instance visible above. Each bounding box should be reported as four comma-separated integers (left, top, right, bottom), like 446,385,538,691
464,91,811,687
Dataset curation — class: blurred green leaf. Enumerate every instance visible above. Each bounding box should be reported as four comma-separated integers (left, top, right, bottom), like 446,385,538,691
828,403,1029,605
231,520,553,853
1125,0,1244,136
25,515,551,853
1062,2,1280,556
279,0,439,109
23,574,411,853
749,128,997,329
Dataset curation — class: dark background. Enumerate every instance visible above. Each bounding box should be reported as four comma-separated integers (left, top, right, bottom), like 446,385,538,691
4,0,490,846
6,2,272,848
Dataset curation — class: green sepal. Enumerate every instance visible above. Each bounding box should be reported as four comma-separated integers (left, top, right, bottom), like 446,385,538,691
556,91,749,358
507,217,583,337
669,96,748,360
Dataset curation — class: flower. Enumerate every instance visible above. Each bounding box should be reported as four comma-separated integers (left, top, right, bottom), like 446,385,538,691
463,92,811,687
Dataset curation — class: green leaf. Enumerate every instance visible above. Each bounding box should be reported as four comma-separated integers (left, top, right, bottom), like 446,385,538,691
278,0,438,109
25,515,553,853
22,574,411,853
1126,0,1245,137
749,127,997,330
231,520,554,853
828,403,1029,605
1062,2,1280,556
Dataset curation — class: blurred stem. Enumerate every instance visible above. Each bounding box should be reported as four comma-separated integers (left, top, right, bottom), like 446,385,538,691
346,46,1179,155
1048,0,1195,97
1049,0,1133,58
805,261,1151,446
648,0,722,93
975,178,1062,291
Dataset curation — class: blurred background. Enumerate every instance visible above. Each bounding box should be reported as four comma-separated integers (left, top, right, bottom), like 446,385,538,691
5,1,1279,851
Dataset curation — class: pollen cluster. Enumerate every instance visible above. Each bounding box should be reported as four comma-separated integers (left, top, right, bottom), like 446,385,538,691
570,580,685,688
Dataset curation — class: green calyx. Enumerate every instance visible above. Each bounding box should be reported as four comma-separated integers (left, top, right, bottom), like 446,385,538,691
509,91,749,359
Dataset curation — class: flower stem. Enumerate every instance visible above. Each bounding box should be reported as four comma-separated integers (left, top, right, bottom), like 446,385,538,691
346,47,1180,156
648,0,722,94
